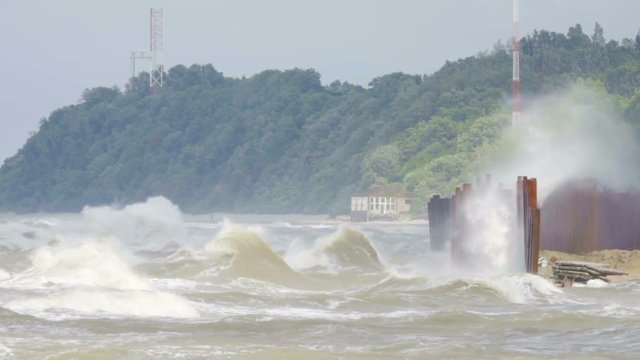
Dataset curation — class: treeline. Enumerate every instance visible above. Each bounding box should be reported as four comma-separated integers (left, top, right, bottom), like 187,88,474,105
1,24,640,214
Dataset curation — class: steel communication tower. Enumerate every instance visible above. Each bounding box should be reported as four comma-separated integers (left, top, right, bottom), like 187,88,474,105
512,0,521,126
149,7,163,88
129,7,164,89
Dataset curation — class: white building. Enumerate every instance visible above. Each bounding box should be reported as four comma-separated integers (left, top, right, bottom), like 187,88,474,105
350,186,413,221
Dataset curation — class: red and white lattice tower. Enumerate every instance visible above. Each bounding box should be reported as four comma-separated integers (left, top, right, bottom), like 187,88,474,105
149,7,163,88
512,0,521,125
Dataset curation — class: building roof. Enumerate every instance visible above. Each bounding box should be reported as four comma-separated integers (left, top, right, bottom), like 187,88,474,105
354,185,413,198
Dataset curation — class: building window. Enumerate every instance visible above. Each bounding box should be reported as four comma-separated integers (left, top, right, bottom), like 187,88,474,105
405,199,412,205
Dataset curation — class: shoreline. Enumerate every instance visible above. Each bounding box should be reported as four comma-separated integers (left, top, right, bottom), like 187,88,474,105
184,213,428,226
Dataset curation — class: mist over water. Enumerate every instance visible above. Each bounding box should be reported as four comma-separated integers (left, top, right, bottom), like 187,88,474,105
0,197,639,358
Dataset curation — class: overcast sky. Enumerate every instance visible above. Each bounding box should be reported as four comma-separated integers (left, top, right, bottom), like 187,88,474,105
1,0,639,163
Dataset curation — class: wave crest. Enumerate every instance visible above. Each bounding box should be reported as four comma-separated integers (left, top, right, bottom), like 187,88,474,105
204,227,303,286
287,226,385,274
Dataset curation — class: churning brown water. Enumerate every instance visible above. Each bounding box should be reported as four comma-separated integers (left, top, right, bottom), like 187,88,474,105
0,197,639,359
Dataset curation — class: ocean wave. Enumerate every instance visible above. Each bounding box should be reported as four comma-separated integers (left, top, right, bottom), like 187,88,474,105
285,226,385,274
3,238,149,290
4,289,198,320
204,226,303,287
81,196,187,247
360,273,563,305
0,237,198,320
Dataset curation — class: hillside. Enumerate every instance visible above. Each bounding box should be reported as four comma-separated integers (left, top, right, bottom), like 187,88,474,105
2,24,640,214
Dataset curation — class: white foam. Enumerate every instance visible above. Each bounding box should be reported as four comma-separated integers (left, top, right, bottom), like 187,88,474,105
1,238,199,320
81,196,187,246
471,273,561,304
285,226,383,274
307,224,334,230
521,273,563,295
7,238,149,290
0,344,12,357
460,187,523,274
0,269,8,281
586,279,608,288
33,219,58,227
5,289,198,320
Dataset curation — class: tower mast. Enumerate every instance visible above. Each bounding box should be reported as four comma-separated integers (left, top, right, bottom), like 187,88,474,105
512,0,521,125
149,7,164,89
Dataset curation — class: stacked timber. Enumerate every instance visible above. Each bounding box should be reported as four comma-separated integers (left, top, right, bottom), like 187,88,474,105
551,260,627,287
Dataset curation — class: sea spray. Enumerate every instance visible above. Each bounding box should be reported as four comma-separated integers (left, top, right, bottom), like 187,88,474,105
459,186,523,274
25,237,149,289
81,196,187,247
449,83,640,275
1,237,198,319
480,82,640,201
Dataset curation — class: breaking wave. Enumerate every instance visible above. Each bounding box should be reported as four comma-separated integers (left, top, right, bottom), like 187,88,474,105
286,226,385,274
143,224,387,289
5,289,198,320
81,196,187,248
203,225,304,287
0,238,198,320
423,273,562,304
6,238,148,289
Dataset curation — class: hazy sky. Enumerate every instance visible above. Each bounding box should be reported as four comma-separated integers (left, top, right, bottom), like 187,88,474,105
1,0,639,163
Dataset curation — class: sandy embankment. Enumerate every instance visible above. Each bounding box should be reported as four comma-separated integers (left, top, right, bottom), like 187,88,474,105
540,249,640,280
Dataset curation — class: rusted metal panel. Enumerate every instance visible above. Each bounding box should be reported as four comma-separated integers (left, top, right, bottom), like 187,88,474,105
451,187,462,262
519,177,540,273
541,179,640,253
427,195,452,251
531,207,541,274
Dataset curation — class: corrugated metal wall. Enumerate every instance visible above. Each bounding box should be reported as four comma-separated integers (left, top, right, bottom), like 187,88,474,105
427,195,452,251
541,179,640,253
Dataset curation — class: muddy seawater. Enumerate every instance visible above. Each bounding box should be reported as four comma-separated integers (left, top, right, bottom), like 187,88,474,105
0,197,639,359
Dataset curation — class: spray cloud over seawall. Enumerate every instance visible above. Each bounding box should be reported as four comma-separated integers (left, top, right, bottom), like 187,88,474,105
486,82,640,200
456,82,640,273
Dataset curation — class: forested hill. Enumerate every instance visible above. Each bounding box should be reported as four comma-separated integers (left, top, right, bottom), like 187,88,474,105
2,24,640,214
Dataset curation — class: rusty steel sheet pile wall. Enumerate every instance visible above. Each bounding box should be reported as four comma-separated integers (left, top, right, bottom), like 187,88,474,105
541,179,640,253
427,195,452,251
517,176,541,274
427,175,540,273
451,184,471,263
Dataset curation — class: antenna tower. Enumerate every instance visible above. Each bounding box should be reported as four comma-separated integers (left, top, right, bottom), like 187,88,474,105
129,8,164,90
149,7,163,88
512,0,521,125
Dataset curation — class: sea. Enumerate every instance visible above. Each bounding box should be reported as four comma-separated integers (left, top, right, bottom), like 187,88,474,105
0,197,638,359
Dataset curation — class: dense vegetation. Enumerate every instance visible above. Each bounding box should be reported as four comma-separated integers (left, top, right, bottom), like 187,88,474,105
2,24,640,214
